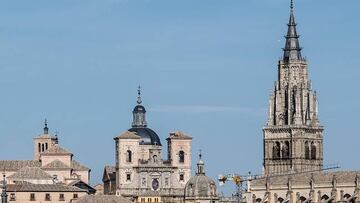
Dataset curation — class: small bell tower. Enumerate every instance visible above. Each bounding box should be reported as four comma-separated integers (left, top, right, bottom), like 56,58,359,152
33,120,58,161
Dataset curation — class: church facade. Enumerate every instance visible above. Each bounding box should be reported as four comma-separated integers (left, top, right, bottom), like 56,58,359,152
103,89,193,203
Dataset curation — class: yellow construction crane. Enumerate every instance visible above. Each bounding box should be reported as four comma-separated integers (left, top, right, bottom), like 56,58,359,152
218,164,340,203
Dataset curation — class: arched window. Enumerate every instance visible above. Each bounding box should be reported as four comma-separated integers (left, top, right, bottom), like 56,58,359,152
344,194,351,200
278,197,284,203
45,143,48,150
153,155,157,163
282,141,290,159
273,142,281,159
126,150,132,163
321,195,329,201
38,143,41,153
311,142,316,160
299,196,307,203
179,150,185,163
42,144,45,152
305,142,310,160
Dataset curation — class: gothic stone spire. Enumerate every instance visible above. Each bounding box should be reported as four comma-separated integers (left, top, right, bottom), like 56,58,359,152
283,0,302,61
263,0,324,176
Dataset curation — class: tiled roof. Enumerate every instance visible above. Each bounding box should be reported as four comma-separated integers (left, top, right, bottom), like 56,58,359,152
72,160,90,171
42,145,72,155
7,167,53,180
251,170,360,187
115,131,141,139
42,160,71,170
0,160,41,171
73,195,132,203
7,182,86,192
34,133,56,139
167,131,192,140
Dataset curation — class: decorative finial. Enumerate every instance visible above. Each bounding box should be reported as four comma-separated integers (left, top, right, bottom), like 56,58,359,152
44,119,49,134
137,85,142,104
199,150,202,160
290,0,294,12
54,130,59,144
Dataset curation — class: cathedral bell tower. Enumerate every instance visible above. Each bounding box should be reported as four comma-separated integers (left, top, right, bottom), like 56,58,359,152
263,0,324,175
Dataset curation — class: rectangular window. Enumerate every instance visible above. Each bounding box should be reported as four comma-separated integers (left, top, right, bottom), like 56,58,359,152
10,193,15,201
126,173,131,181
155,198,159,202
30,193,36,201
45,193,51,201
73,193,78,199
59,194,65,201
148,198,152,202
179,174,184,181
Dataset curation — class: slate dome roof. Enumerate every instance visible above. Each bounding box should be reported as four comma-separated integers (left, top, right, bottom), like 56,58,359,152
128,127,162,146
133,105,146,112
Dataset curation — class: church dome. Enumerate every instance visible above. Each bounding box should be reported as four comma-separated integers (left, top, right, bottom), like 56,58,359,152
128,127,162,146
128,87,162,146
185,153,218,200
133,104,146,113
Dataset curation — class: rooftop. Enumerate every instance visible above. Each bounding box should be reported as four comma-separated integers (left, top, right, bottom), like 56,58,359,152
8,167,53,180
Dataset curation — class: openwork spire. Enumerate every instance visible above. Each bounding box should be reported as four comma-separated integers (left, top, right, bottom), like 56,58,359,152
43,119,49,134
132,86,147,128
283,0,302,61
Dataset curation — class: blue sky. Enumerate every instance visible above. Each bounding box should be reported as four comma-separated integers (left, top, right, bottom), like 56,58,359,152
0,0,359,194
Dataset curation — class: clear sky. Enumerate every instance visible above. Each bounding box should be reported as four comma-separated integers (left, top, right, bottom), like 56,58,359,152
0,0,359,195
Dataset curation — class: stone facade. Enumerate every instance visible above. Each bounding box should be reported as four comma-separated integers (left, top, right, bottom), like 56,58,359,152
246,1,360,203
247,171,360,203
104,90,192,203
5,183,87,203
263,0,323,175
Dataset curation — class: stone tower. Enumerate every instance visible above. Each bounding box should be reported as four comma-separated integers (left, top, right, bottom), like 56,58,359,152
263,0,324,175
167,131,192,185
33,120,58,161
